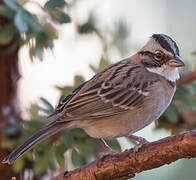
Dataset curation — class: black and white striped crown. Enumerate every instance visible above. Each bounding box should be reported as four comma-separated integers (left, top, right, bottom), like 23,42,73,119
152,34,179,56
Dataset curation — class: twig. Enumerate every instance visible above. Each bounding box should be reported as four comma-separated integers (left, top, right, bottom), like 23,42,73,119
177,70,196,86
51,130,196,180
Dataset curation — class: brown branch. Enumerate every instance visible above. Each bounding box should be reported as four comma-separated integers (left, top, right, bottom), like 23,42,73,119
50,70,196,180
177,70,196,86
51,130,196,180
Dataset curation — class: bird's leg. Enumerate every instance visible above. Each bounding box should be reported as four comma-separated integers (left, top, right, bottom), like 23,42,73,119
99,138,113,152
126,134,150,159
98,139,116,159
127,134,149,144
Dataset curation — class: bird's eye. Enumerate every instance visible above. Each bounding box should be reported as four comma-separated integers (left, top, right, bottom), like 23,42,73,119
154,51,163,60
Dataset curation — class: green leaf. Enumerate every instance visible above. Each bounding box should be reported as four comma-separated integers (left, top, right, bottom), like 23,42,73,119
99,57,111,70
36,31,54,49
3,122,21,135
39,107,53,115
58,12,71,24
0,5,15,19
33,148,53,174
78,15,96,34
29,104,41,121
29,45,34,62
55,86,74,96
74,75,85,86
181,97,196,110
71,128,87,138
34,140,52,152
105,139,121,152
45,37,54,49
89,57,111,73
78,21,95,34
35,45,43,61
72,148,86,166
23,121,44,131
22,11,42,33
40,97,54,112
89,64,97,74
49,9,71,24
1,139,18,148
174,85,196,110
63,131,73,147
58,94,66,103
45,0,67,9
49,159,56,172
115,21,129,41
74,140,93,153
55,144,67,167
13,157,24,173
14,11,28,32
0,23,15,45
4,0,21,11
43,23,58,39
25,151,33,161
164,105,179,123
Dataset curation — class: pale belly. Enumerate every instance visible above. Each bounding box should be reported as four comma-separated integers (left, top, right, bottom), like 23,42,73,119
81,86,174,139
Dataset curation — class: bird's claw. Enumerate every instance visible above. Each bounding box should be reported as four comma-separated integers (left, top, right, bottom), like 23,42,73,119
133,141,149,160
63,170,69,177
98,150,117,159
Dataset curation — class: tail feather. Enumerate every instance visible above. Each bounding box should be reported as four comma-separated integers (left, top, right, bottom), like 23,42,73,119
2,121,66,164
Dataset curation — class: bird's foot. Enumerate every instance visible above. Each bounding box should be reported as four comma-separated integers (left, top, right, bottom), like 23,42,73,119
98,149,117,159
63,170,69,177
97,138,117,159
126,134,150,160
98,138,113,152
132,143,144,158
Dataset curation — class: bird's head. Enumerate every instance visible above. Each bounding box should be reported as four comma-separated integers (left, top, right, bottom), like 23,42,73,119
138,33,185,82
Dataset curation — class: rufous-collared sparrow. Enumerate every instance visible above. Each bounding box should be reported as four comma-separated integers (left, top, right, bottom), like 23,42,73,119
3,34,185,164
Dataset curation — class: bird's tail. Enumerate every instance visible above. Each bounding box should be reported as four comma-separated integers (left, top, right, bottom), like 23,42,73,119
2,121,67,164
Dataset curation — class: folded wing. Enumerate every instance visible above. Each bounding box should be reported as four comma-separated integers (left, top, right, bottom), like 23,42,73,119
52,59,160,121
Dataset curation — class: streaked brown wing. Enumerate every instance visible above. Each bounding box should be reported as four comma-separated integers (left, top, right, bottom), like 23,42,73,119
48,81,88,120
55,59,160,121
55,81,88,113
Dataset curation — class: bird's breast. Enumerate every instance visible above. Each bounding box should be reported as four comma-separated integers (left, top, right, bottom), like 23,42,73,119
81,80,175,139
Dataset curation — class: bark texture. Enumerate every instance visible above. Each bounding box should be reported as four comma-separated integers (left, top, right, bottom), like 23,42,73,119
51,130,196,180
0,34,20,179
0,0,20,179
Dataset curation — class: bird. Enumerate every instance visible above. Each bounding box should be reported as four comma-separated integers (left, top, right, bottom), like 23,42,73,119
2,33,185,165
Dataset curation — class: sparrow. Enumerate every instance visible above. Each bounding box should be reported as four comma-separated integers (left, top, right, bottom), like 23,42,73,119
2,33,185,165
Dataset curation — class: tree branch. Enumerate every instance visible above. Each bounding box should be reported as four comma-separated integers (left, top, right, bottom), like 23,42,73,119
177,70,196,86
51,70,196,180
51,130,196,180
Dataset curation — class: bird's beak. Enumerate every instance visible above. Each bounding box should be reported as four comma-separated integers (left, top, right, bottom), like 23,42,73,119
168,55,185,67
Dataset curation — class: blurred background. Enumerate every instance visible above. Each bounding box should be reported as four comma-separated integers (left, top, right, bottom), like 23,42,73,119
1,0,196,179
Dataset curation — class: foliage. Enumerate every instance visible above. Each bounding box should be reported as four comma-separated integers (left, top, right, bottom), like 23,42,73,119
156,84,196,134
1,9,126,176
2,74,121,175
0,0,70,61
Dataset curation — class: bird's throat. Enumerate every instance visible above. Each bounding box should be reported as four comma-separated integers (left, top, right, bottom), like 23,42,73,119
146,64,180,82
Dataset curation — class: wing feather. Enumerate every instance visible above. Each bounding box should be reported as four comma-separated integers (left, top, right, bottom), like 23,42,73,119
52,58,160,121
